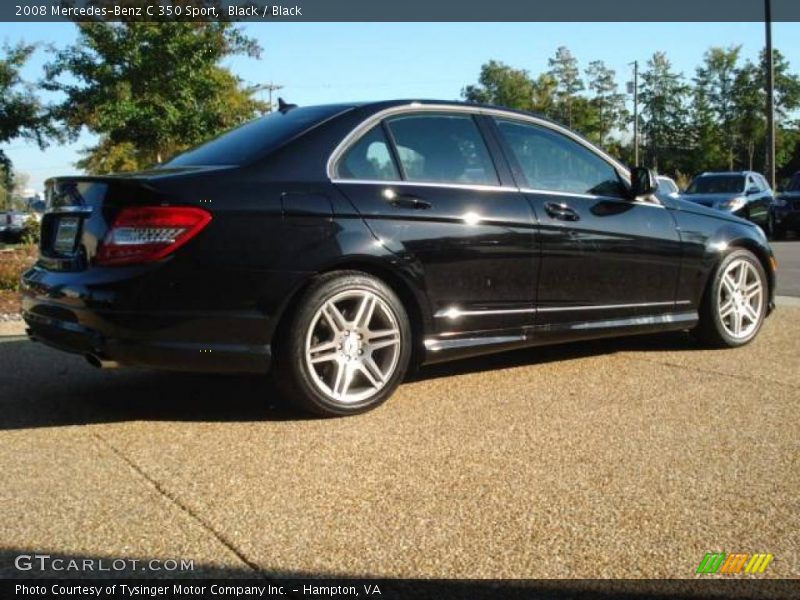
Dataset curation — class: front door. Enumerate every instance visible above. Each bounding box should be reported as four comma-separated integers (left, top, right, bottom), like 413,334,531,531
492,117,684,325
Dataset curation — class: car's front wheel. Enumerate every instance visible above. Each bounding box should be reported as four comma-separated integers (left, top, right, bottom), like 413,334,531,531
695,249,768,348
275,271,412,417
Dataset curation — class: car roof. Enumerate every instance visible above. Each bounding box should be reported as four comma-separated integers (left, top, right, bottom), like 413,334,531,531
697,171,756,177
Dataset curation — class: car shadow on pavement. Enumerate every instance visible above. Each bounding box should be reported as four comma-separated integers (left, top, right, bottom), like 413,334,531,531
0,549,789,599
0,331,700,430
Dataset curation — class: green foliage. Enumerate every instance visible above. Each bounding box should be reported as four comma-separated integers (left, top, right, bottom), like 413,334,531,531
21,216,40,246
548,47,585,128
462,60,536,111
44,18,268,172
462,46,800,182
639,52,691,173
0,43,53,196
585,60,629,145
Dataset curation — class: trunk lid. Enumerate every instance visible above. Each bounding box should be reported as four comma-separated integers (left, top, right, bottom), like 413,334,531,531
40,175,159,272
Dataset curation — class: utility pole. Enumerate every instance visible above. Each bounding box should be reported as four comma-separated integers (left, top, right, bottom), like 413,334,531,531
264,82,284,113
765,0,776,189
627,61,639,166
250,82,285,113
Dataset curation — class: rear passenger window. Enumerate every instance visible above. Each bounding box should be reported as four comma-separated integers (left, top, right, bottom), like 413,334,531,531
337,125,399,181
386,114,499,186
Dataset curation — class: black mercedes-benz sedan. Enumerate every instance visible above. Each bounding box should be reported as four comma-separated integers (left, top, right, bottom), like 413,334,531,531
22,100,777,416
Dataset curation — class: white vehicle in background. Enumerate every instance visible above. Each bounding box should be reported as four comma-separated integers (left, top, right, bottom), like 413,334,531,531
1,192,43,242
656,175,680,197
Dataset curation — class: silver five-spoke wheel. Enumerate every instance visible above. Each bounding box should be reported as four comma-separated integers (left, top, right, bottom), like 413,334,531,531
717,257,764,340
305,289,401,404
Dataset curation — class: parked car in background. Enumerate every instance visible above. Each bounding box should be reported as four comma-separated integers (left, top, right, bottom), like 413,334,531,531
682,171,774,236
656,175,680,197
1,211,29,242
21,100,776,416
772,171,800,239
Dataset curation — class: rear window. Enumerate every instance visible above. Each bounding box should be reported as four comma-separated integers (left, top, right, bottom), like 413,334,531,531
166,105,352,167
686,175,745,195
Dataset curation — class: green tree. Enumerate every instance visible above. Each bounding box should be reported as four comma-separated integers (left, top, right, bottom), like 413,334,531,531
585,60,628,146
639,52,690,172
548,46,584,128
694,46,741,169
0,43,52,205
731,60,765,171
462,60,535,111
45,20,268,173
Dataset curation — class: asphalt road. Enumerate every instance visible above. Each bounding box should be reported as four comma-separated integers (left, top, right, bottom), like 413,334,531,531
772,239,800,297
1,307,798,581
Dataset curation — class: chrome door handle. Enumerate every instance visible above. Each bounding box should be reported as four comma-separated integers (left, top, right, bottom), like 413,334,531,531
544,202,580,221
388,194,432,210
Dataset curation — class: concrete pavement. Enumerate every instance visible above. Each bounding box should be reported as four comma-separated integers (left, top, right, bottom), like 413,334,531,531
1,307,797,579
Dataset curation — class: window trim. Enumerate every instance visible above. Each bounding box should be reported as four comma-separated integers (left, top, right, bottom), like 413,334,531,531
328,103,633,190
334,109,502,188
492,116,631,202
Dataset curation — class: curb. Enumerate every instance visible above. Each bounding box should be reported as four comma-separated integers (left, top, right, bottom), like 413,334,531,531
0,320,26,337
776,295,800,307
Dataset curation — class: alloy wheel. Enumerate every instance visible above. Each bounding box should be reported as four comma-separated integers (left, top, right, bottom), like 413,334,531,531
717,258,764,340
304,289,402,404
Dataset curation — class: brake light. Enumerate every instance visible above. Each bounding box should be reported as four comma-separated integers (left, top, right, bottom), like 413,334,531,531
95,206,211,266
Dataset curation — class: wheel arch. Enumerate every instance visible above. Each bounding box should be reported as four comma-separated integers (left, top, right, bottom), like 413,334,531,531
271,255,432,369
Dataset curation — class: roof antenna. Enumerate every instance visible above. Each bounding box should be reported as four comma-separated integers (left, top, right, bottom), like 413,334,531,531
277,97,297,113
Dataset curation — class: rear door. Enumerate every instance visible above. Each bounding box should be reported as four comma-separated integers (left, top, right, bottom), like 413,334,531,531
332,110,539,334
491,117,684,325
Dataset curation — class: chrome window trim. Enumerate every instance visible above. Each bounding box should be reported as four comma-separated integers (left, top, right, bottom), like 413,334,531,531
519,186,665,208
326,103,633,188
435,300,691,319
330,178,518,193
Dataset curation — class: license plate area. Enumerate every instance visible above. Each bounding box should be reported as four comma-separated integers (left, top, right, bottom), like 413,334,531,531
53,216,81,255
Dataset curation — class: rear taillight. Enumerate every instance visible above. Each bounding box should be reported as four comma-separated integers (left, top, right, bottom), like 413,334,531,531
95,206,211,266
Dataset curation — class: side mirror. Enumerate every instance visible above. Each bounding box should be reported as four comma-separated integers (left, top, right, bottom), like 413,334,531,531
629,167,657,198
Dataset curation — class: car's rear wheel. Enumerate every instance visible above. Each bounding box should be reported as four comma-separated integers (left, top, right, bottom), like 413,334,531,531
275,271,412,417
695,249,768,348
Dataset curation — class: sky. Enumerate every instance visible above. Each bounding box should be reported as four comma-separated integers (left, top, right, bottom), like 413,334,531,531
1,21,799,192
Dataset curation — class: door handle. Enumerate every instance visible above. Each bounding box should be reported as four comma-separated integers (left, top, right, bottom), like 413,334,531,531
387,194,432,210
544,201,580,221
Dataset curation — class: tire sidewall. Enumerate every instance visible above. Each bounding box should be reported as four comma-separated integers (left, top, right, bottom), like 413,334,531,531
281,273,412,416
707,249,768,347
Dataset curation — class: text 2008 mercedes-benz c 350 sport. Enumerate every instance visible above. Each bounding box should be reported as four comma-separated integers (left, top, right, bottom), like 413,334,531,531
22,100,777,416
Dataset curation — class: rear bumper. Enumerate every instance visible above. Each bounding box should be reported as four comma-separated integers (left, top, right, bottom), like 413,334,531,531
20,263,306,374
24,311,271,373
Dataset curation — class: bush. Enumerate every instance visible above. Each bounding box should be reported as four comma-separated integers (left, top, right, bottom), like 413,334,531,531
0,244,37,292
21,216,40,246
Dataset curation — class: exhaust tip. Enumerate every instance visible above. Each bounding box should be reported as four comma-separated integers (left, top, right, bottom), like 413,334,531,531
85,354,120,369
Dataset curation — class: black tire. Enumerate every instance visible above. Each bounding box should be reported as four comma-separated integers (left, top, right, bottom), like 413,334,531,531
694,249,768,348
274,271,412,417
772,225,786,241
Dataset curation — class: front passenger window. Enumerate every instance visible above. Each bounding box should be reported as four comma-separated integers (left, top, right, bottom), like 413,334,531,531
496,119,626,199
